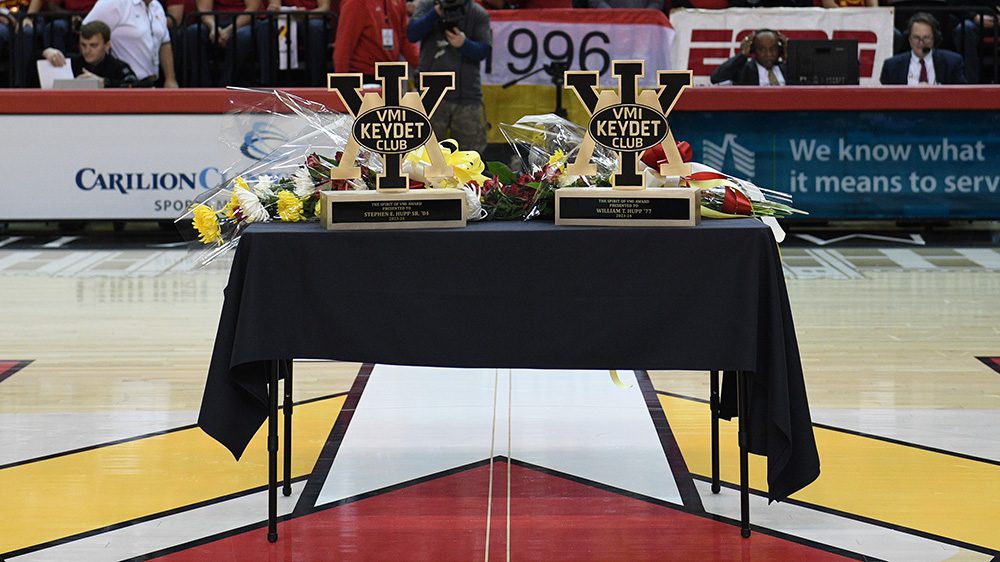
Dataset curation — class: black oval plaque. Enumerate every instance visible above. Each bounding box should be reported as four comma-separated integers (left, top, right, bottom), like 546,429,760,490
353,106,433,155
588,103,668,153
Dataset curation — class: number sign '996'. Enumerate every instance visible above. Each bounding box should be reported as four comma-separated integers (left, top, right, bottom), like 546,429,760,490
483,13,675,88
352,106,433,154
589,104,668,152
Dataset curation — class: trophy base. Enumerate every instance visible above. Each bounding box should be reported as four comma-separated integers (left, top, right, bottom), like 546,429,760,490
554,187,700,227
320,188,467,230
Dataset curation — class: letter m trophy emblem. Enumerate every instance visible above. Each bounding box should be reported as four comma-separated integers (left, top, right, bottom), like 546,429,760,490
319,61,467,230
554,61,700,227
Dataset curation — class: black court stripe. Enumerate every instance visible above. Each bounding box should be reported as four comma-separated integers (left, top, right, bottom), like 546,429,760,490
978,356,1000,376
0,476,310,560
509,459,875,562
293,363,375,515
0,360,32,384
692,475,1000,558
135,458,497,561
656,389,1000,468
0,390,349,471
633,370,704,514
139,456,873,562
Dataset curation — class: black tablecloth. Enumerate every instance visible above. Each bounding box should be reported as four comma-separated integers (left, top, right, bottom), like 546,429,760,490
198,219,820,501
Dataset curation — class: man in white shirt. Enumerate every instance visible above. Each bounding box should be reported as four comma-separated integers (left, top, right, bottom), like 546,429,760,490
879,12,966,85
83,0,178,86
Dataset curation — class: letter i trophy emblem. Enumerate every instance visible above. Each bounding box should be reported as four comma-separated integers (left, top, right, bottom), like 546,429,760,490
318,62,468,230
554,62,700,227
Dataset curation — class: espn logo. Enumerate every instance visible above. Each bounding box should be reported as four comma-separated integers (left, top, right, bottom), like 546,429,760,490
688,29,878,79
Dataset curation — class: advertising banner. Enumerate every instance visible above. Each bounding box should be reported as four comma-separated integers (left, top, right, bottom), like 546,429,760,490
669,7,895,86
670,110,1000,219
0,114,300,220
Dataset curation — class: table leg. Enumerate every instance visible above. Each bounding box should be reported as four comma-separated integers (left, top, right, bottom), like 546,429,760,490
738,370,751,539
268,360,279,543
710,370,720,494
283,360,293,497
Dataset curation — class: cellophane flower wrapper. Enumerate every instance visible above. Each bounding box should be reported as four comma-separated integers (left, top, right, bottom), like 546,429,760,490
177,88,488,265
486,113,616,220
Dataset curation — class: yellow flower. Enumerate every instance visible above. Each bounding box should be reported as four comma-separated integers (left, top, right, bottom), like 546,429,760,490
223,191,240,220
405,140,488,188
314,199,322,218
191,204,223,245
277,190,304,222
547,148,566,171
234,176,251,191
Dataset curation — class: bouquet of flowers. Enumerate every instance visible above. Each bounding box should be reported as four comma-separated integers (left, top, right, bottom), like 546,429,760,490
180,89,489,264
481,113,806,239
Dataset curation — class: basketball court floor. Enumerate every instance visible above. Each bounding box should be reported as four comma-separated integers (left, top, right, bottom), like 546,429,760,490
1,230,998,561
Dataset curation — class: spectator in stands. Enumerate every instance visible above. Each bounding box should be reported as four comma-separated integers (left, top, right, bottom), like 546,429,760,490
585,0,662,8
407,0,491,152
727,0,803,7
41,19,139,85
821,0,904,54
951,0,997,83
334,0,415,83
16,0,97,86
268,0,331,86
0,3,17,84
79,0,177,86
183,0,274,86
880,12,966,84
710,29,788,86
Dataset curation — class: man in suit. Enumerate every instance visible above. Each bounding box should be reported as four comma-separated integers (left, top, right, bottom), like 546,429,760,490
710,29,787,86
880,12,967,85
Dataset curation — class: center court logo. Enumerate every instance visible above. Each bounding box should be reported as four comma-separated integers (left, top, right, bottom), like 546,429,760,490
703,133,755,179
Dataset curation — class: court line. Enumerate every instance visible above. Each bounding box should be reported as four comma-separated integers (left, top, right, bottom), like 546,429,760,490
0,360,32,384
655,389,1000,468
292,364,373,515
0,391,348,471
977,357,1000,376
1,478,310,561
635,370,704,513
695,476,999,559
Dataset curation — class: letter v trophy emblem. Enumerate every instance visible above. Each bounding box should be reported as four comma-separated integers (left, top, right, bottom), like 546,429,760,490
319,61,467,230
555,62,700,227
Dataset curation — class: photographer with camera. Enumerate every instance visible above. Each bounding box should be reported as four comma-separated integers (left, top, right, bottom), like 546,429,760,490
334,0,417,81
406,0,491,152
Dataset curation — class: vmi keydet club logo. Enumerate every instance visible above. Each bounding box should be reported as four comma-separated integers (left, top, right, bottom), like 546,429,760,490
565,62,692,189
327,62,454,190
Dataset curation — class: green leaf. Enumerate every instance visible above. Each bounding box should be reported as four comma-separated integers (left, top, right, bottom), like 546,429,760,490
487,161,516,186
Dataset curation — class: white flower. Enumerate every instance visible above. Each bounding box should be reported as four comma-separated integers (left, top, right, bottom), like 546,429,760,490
463,185,487,221
253,174,276,195
292,167,315,198
234,188,271,223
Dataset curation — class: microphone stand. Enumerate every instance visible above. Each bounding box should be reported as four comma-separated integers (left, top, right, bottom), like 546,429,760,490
501,60,569,119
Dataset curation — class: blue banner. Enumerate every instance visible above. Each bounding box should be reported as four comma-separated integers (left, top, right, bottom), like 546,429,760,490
670,111,1000,220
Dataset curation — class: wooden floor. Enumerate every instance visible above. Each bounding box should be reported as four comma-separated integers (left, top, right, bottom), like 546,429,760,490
1,240,998,561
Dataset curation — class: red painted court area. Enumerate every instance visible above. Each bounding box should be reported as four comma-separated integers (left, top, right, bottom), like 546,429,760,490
158,462,851,561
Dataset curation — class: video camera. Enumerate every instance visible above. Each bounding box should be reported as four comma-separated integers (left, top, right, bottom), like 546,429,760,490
435,0,466,30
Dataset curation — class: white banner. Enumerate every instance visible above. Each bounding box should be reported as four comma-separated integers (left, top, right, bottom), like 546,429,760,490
669,7,894,86
0,114,299,220
485,9,676,88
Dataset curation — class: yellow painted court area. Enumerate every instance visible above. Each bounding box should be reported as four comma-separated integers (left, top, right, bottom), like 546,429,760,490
660,394,1000,551
0,396,345,553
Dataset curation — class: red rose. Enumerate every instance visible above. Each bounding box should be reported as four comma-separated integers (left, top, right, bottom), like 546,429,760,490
640,141,693,169
720,186,753,216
